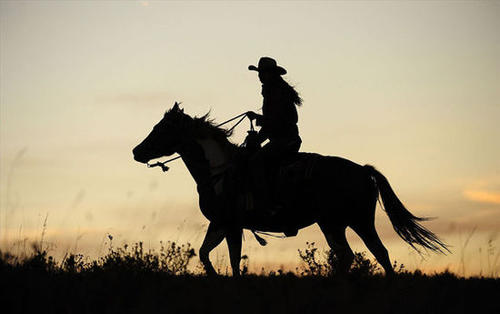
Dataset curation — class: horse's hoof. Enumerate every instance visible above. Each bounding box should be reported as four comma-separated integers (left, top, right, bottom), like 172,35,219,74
385,270,395,279
205,270,218,277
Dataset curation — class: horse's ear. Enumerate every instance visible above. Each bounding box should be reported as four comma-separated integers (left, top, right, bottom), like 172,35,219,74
173,102,180,111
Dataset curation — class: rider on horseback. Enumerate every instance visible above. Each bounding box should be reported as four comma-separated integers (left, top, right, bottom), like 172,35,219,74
245,57,303,213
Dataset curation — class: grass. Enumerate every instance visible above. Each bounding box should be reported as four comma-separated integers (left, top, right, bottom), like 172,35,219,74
1,241,499,314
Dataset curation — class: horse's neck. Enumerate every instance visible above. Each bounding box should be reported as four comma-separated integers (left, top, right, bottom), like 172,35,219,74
179,137,234,186
195,138,232,176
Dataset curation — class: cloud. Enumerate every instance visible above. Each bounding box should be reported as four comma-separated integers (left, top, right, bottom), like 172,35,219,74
463,189,500,205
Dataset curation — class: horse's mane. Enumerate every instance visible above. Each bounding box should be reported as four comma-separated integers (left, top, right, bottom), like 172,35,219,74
191,113,236,147
164,106,239,149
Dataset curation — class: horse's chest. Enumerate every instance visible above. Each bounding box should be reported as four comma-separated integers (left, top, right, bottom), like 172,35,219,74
197,188,228,223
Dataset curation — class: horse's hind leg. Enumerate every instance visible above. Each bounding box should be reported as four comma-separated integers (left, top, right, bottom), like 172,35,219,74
318,224,354,275
199,222,226,276
352,222,394,275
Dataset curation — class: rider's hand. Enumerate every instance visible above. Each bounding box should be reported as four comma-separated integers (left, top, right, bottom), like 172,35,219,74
246,111,258,120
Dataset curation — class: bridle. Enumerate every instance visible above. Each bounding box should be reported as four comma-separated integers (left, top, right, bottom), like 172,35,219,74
147,111,251,172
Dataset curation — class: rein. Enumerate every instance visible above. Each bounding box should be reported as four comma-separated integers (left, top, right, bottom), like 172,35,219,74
147,111,249,172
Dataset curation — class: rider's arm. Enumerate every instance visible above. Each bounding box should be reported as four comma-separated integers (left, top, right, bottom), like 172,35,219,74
255,114,264,127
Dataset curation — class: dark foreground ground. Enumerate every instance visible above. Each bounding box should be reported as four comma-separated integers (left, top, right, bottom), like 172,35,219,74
1,244,499,314
2,270,499,314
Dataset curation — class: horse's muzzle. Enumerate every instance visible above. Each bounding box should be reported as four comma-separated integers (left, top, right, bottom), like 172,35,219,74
133,147,149,163
134,155,149,163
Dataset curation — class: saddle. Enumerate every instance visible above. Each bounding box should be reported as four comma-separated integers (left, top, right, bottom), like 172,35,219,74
273,153,320,206
223,152,320,218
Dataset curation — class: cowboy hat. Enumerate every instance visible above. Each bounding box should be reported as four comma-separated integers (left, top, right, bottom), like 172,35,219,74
248,57,287,75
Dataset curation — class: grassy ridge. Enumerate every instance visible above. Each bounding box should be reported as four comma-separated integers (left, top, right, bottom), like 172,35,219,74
1,243,499,314
3,269,499,314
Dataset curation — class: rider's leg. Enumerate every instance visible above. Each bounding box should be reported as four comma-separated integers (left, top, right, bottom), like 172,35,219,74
247,136,301,212
267,137,302,208
248,143,273,212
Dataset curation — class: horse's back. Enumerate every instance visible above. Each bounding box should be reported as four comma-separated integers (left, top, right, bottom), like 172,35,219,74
292,153,376,211
294,152,366,182
276,152,371,208
240,152,374,231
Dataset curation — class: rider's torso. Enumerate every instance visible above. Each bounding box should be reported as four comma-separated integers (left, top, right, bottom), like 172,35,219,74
261,82,299,142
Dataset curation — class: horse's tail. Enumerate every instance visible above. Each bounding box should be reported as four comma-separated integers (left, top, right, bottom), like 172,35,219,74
364,165,450,254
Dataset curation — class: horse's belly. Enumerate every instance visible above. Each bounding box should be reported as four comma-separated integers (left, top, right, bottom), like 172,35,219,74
240,206,317,233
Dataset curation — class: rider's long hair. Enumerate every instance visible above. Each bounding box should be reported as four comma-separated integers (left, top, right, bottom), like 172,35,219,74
265,75,303,107
280,76,303,107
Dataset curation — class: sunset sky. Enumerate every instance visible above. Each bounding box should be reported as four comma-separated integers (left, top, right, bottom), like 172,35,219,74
1,1,499,276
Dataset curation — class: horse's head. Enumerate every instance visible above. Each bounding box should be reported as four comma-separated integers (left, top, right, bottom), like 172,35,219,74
133,102,189,163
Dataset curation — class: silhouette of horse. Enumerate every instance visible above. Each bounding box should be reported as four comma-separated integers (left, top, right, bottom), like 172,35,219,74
133,103,448,276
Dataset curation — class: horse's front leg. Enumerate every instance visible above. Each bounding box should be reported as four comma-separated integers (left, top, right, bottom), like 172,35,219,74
226,228,243,277
199,222,225,276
